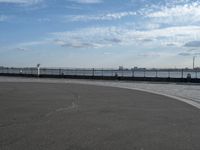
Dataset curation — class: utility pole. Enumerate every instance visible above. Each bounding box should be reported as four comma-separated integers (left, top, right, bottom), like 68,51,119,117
37,64,40,77
193,56,196,69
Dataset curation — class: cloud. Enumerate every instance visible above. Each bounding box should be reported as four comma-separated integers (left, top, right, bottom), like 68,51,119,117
147,4,198,18
0,0,43,5
166,43,176,47
146,1,200,25
66,11,137,22
50,25,200,49
51,27,128,48
187,48,199,52
69,0,102,4
139,38,153,42
178,52,200,56
64,1,200,28
17,40,50,47
178,52,191,56
138,52,161,57
54,39,104,48
15,47,31,51
105,38,122,43
184,41,200,47
14,25,200,50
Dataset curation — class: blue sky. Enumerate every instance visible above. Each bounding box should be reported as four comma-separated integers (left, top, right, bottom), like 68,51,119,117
1,0,200,68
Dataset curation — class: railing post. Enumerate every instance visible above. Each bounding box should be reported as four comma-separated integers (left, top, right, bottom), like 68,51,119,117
82,69,84,76
181,69,183,79
37,64,40,77
168,70,170,78
195,69,197,79
132,69,134,77
75,69,77,76
92,68,94,77
156,70,158,78
59,68,61,76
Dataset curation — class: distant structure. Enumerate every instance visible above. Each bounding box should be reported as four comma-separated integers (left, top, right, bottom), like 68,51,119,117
119,66,123,70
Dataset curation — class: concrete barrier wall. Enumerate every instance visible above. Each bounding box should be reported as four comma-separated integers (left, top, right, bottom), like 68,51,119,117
0,73,199,83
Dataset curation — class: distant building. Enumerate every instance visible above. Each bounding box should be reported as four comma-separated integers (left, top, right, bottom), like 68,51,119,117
119,66,123,70
133,66,138,70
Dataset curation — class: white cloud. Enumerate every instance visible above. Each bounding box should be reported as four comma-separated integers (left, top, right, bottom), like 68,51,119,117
147,2,200,25
69,0,102,4
50,25,200,49
17,40,50,47
10,0,200,50
148,2,200,18
66,11,136,22
0,0,43,5
178,52,200,56
65,1,200,26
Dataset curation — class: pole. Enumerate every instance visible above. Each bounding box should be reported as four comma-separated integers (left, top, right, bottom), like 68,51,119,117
132,69,134,77
195,69,197,79
168,70,170,78
37,64,40,77
193,56,195,69
156,70,157,78
92,68,94,77
181,69,183,79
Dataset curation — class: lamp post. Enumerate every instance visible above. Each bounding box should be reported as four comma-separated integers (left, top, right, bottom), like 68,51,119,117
193,56,196,69
37,64,40,77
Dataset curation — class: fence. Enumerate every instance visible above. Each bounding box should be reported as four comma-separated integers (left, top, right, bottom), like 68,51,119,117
0,67,200,79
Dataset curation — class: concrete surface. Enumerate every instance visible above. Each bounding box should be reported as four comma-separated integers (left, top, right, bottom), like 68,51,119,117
0,82,200,150
1,76,200,109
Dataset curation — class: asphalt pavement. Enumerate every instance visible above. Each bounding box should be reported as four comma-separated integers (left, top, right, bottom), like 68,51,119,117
0,82,200,150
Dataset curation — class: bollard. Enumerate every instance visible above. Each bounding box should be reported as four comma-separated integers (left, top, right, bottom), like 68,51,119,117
187,73,191,82
115,72,118,79
132,69,135,77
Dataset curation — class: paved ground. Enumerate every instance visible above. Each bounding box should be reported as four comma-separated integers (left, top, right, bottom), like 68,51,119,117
0,76,200,106
0,82,200,150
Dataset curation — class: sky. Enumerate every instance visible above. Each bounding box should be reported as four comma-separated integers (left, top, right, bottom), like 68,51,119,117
1,0,200,68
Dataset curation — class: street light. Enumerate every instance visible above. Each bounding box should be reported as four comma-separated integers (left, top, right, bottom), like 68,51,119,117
193,56,196,69
37,64,40,77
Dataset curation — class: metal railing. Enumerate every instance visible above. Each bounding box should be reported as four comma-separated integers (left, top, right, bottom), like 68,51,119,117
0,67,200,79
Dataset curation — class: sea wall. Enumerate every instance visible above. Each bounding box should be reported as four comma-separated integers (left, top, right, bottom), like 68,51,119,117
0,73,199,83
